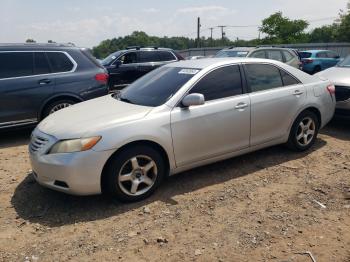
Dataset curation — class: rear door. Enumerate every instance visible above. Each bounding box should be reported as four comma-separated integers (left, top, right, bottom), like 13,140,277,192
266,50,284,63
244,63,306,146
138,51,162,76
171,65,250,166
0,51,54,127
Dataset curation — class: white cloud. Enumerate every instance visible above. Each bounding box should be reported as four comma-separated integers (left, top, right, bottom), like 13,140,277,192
142,8,159,13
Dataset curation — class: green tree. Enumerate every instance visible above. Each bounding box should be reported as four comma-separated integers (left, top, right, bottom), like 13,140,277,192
260,12,309,44
309,24,339,43
25,39,36,43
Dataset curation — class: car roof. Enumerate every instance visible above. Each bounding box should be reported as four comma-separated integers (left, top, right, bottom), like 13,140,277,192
302,50,330,53
165,57,276,69
0,43,81,51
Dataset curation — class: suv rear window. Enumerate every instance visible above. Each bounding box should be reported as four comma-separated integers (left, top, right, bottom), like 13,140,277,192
0,52,33,79
47,52,74,73
158,51,176,61
299,52,312,59
34,52,51,75
139,51,161,63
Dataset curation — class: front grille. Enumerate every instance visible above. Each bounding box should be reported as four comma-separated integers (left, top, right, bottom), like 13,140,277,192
335,85,350,102
29,135,49,153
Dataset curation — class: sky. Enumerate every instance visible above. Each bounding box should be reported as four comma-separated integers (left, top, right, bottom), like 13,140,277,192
0,0,348,48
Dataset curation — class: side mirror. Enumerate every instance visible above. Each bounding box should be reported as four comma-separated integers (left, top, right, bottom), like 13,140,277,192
335,55,340,59
181,93,205,107
112,60,122,68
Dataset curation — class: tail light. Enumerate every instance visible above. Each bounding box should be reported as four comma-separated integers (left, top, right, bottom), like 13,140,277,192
327,84,336,95
95,73,109,84
303,59,314,64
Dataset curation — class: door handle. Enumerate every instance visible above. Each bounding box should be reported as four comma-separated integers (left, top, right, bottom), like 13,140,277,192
293,90,304,96
38,79,51,85
235,103,248,110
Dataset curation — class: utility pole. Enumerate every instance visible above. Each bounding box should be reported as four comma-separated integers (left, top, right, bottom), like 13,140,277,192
218,25,226,44
209,27,214,45
197,17,201,48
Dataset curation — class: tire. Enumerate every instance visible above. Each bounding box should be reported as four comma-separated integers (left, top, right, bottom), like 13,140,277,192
287,110,319,152
104,145,166,202
42,99,76,118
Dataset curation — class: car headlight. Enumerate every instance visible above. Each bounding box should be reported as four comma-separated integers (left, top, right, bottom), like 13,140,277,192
49,136,101,154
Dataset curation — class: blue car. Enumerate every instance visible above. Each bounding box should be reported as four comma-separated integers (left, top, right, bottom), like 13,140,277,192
300,50,341,74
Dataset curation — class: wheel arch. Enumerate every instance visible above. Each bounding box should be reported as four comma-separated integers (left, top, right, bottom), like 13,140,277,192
39,93,84,120
289,106,322,135
100,140,171,194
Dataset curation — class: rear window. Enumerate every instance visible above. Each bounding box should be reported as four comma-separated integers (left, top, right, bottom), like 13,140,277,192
81,48,104,69
139,51,161,63
158,51,176,61
0,52,33,79
266,50,283,62
47,52,74,73
34,52,51,75
299,52,312,59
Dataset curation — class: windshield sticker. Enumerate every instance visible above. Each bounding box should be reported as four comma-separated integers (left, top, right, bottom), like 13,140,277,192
179,69,200,75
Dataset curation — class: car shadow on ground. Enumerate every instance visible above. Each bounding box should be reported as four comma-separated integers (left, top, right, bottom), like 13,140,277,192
320,117,350,141
0,127,33,149
11,138,327,228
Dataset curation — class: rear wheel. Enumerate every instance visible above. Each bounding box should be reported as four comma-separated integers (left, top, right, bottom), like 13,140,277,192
104,145,165,202
42,99,76,118
287,110,319,151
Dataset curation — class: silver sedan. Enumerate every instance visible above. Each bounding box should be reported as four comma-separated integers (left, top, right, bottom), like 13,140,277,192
29,58,336,202
316,55,350,117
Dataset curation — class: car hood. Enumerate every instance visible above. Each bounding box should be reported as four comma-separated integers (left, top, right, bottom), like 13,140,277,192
38,95,153,139
317,67,350,86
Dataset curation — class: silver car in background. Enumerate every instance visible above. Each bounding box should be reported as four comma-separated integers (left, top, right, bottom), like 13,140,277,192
29,58,335,202
316,55,350,117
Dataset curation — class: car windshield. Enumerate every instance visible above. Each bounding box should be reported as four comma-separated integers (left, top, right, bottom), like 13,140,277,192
337,56,350,67
299,52,312,58
101,51,122,66
215,50,249,58
116,66,200,107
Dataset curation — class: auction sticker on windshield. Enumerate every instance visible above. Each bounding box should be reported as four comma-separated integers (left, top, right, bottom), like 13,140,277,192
178,69,200,75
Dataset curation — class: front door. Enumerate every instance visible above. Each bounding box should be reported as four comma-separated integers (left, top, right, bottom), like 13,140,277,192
0,51,54,127
171,64,251,167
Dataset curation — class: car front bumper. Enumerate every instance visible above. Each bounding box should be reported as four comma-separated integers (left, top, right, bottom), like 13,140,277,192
29,129,114,196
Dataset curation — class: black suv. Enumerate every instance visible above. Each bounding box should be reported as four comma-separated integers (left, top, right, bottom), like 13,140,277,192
101,47,184,90
0,43,109,130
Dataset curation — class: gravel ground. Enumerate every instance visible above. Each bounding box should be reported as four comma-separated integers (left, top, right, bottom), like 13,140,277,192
0,118,349,262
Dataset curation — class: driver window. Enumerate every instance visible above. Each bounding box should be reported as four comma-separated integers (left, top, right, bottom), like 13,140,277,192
119,52,138,64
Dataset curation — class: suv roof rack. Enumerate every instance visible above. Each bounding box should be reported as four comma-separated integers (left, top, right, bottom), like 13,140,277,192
126,46,143,50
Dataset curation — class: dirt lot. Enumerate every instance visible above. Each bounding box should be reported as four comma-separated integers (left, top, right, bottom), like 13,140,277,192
0,119,349,262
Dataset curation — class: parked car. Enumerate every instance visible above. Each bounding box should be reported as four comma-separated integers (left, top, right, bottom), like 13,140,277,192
299,50,341,74
0,43,109,130
215,47,255,58
29,58,335,201
315,55,350,116
247,47,302,70
101,47,184,90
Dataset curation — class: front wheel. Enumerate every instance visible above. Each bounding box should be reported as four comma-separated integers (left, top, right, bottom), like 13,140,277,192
104,145,166,202
287,111,319,151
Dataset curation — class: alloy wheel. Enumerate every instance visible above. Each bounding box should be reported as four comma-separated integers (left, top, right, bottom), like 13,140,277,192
49,103,72,114
118,155,158,196
296,117,316,147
